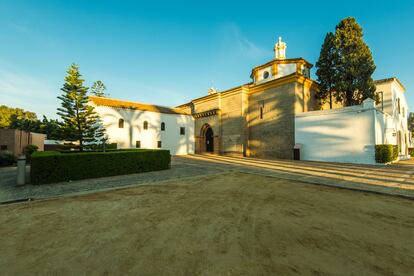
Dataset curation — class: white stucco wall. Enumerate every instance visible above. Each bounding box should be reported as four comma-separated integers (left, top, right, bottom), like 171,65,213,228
93,105,195,155
256,63,297,84
295,101,377,164
277,63,296,78
295,96,410,164
257,66,272,83
376,79,410,155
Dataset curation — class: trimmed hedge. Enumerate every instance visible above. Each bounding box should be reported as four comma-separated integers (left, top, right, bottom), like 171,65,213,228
30,149,171,184
409,148,414,157
375,144,399,163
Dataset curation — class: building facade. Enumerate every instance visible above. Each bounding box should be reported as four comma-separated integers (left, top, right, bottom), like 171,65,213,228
90,96,195,155
92,38,410,164
176,37,318,159
0,129,46,156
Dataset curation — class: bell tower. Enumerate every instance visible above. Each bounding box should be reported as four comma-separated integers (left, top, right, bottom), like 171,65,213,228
274,36,287,60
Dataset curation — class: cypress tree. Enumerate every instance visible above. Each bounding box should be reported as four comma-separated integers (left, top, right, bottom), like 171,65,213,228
316,32,337,109
57,64,103,151
334,17,376,106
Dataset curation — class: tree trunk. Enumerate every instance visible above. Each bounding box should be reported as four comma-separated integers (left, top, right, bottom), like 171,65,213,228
346,90,353,106
79,137,83,152
329,91,333,109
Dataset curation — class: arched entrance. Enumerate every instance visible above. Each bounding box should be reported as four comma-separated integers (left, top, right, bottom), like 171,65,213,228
199,124,214,153
205,127,214,152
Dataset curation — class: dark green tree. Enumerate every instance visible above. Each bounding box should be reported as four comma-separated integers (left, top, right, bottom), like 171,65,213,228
9,115,41,132
334,17,376,106
57,64,102,151
40,116,63,140
408,112,414,135
315,32,337,109
91,80,108,97
0,105,39,131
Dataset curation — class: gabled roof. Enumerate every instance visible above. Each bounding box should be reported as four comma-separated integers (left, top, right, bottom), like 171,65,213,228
89,96,189,115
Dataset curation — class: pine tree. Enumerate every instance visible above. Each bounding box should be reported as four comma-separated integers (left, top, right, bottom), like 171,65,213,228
91,80,108,97
334,17,376,106
40,116,63,140
316,32,337,109
57,64,101,151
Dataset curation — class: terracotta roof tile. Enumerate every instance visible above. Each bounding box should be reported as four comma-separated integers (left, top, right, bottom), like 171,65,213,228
89,96,190,115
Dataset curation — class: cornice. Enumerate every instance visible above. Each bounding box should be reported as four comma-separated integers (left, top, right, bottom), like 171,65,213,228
250,58,313,78
248,73,319,94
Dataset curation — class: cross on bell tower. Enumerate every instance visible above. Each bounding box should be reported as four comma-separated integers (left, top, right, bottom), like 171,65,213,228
274,36,287,60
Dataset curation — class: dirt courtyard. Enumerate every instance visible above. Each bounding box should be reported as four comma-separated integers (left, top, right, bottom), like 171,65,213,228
1,172,413,275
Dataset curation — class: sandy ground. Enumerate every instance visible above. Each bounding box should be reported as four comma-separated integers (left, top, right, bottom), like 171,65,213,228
0,172,413,275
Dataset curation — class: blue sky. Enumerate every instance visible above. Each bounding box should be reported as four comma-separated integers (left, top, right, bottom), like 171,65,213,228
0,0,413,118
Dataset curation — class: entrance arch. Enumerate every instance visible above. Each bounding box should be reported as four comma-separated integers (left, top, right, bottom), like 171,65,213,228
200,124,214,153
205,127,214,152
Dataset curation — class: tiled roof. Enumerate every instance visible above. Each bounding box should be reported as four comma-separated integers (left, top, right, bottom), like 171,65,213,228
89,96,189,115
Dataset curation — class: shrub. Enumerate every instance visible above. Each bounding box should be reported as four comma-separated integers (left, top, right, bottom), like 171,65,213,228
409,148,414,157
30,149,171,184
84,143,117,151
24,144,38,163
375,144,399,163
0,151,16,167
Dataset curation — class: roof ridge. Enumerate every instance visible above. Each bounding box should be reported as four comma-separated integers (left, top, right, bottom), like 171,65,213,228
89,96,189,115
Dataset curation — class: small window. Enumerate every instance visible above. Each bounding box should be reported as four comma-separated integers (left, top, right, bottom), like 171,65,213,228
259,101,264,119
143,121,148,130
263,71,269,79
136,141,141,148
118,119,124,128
157,141,162,148
377,91,384,111
180,127,185,135
161,122,165,131
0,145,7,150
397,98,401,114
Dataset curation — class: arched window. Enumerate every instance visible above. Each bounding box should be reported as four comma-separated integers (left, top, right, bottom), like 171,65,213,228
143,121,148,130
118,118,124,128
161,122,165,131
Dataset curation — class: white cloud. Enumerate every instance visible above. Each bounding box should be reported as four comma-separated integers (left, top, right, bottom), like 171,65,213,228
217,23,271,59
106,77,191,107
0,69,59,118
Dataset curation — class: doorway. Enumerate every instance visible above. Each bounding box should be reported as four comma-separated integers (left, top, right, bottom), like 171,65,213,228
205,127,214,152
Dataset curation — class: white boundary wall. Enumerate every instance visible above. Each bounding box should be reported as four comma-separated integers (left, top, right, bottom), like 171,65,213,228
295,99,407,165
93,105,195,155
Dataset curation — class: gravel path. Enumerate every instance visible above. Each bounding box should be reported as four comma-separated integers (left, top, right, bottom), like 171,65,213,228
1,155,413,203
0,158,224,203
1,172,413,275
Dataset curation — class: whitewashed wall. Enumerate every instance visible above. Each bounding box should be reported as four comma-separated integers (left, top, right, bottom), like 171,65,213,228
295,97,410,164
93,105,195,155
376,80,410,156
277,63,296,78
295,100,377,164
256,63,297,84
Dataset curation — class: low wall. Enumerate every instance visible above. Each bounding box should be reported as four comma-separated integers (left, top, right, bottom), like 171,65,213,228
295,100,378,164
